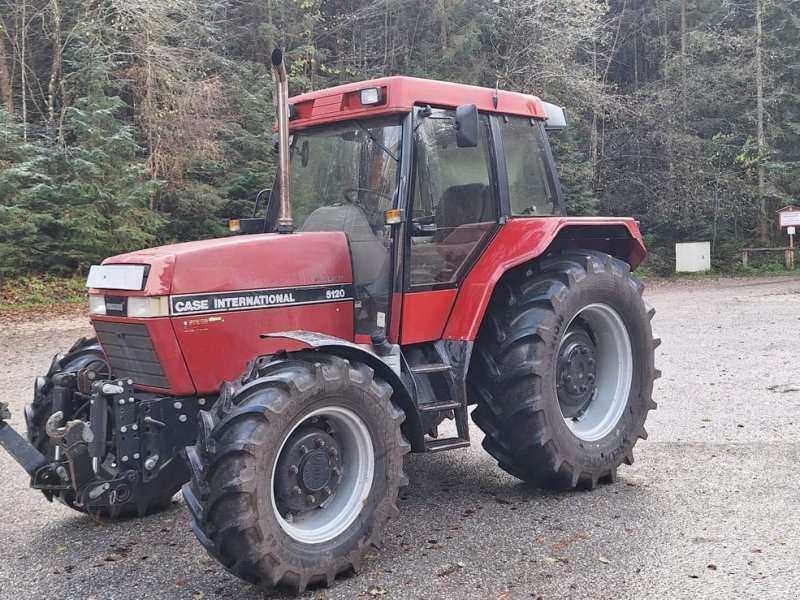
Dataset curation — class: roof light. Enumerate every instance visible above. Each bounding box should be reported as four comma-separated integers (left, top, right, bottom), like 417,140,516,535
542,101,567,130
359,87,383,106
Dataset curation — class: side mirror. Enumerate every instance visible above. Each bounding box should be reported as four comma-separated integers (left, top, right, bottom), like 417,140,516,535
455,104,479,148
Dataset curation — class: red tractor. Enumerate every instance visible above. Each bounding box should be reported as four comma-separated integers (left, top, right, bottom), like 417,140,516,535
0,50,658,592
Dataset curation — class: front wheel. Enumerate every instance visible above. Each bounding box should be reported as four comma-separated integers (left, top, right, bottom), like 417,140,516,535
183,354,409,592
469,250,659,490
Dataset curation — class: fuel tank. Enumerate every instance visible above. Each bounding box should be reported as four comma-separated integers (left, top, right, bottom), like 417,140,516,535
90,232,355,395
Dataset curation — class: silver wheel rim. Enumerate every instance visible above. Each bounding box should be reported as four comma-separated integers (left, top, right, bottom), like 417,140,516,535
271,405,375,544
558,303,633,442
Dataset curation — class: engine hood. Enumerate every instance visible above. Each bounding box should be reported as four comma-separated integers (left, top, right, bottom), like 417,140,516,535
103,232,354,296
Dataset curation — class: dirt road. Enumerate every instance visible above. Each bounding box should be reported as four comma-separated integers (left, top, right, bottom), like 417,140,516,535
1,277,799,599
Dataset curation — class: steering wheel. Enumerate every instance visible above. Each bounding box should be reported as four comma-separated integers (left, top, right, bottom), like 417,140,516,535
343,187,394,205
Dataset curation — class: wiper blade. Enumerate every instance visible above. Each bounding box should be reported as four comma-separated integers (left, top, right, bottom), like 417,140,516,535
356,121,399,162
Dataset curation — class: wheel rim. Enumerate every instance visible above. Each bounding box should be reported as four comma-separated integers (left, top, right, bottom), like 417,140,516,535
271,406,375,544
556,303,633,442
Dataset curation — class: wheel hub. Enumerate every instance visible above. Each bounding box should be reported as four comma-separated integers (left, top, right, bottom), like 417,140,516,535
556,328,597,419
275,425,343,515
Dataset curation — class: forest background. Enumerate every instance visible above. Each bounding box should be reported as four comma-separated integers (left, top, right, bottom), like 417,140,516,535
0,0,798,286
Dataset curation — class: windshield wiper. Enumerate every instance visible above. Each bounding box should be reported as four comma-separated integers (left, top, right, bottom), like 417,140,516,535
355,121,399,162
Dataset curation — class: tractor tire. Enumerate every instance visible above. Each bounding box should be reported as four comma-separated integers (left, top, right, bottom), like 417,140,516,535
26,336,183,517
469,250,659,490
183,354,409,592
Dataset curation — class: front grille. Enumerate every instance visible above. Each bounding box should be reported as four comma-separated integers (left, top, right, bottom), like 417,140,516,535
93,321,170,388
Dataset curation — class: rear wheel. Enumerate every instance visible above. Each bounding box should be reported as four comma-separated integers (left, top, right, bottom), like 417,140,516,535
469,250,659,490
184,354,409,592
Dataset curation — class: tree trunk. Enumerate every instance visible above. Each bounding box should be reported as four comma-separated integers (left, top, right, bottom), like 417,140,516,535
20,0,27,139
756,0,767,242
0,33,12,114
680,0,688,119
47,0,62,124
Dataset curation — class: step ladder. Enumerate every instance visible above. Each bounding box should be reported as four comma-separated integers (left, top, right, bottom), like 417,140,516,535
408,354,470,453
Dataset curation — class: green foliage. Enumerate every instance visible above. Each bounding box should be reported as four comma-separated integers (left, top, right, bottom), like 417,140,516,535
0,275,86,310
1,0,799,281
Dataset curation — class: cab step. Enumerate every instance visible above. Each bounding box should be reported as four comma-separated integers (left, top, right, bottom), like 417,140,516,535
418,401,461,413
409,363,453,375
424,437,471,452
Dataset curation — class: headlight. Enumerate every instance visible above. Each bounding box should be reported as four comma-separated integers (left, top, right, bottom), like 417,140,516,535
127,296,170,318
89,294,106,316
88,295,169,318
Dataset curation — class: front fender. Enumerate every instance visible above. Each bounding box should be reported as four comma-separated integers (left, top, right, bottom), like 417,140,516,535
260,331,425,451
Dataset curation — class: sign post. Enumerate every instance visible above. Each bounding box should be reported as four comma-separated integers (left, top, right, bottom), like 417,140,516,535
777,206,800,269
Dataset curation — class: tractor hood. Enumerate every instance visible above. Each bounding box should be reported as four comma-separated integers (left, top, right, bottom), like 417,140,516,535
101,232,354,297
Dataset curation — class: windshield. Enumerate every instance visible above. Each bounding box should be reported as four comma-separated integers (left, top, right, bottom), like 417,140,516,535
289,118,403,233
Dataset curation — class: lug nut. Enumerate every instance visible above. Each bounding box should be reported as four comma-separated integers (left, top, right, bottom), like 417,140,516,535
566,359,572,367
587,374,595,382
333,467,342,477
120,426,127,433
292,486,302,496
329,447,339,457
118,399,125,406
306,495,316,504
565,376,573,383
314,437,325,448
322,486,332,497
580,347,588,355
300,445,309,455
289,465,299,475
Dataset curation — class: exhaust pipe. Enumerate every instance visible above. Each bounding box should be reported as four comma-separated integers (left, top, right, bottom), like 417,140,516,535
271,48,293,233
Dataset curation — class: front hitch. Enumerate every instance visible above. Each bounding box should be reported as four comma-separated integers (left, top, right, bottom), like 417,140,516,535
0,401,69,491
0,401,50,476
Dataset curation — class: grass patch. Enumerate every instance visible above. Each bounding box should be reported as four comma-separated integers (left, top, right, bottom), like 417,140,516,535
0,275,87,311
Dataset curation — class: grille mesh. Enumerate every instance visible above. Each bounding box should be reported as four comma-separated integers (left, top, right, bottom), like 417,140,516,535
93,321,170,388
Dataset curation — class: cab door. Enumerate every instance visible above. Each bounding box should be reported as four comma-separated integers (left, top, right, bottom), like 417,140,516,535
400,107,501,345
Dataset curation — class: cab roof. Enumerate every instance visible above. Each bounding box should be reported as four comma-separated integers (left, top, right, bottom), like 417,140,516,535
288,76,548,129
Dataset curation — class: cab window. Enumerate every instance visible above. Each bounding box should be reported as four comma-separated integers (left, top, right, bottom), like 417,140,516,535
500,117,560,216
409,108,498,287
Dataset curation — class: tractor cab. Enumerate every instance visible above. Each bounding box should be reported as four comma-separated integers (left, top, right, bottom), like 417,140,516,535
252,76,568,342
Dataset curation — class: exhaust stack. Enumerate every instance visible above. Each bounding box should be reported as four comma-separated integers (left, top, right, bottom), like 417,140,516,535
271,48,293,233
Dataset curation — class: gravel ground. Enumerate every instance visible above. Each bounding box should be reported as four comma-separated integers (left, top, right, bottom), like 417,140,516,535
1,276,799,600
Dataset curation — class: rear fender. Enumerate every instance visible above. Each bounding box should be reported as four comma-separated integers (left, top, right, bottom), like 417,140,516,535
260,331,425,452
443,218,646,341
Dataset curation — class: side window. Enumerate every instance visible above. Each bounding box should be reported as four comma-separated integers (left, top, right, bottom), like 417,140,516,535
409,109,497,287
501,117,559,216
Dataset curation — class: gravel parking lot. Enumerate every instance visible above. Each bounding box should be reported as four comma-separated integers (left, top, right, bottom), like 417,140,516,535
1,276,799,600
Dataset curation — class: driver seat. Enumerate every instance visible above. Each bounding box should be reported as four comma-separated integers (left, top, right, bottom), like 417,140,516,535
300,205,388,285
